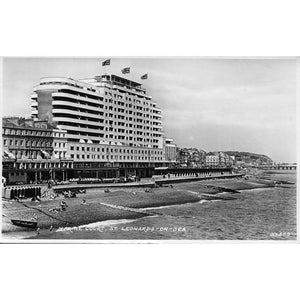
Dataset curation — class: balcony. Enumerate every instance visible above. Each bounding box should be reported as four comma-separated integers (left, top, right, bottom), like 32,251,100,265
35,83,103,99
52,92,103,107
53,117,105,128
52,108,104,121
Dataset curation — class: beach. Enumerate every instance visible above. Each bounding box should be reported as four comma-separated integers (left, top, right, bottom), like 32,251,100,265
3,171,295,240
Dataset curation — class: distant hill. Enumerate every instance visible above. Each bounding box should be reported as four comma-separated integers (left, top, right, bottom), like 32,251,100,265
223,151,273,164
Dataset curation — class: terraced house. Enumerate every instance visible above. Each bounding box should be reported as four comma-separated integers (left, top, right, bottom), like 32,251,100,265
2,117,72,184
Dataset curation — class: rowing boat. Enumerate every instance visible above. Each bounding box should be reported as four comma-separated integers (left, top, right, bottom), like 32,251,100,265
11,219,38,229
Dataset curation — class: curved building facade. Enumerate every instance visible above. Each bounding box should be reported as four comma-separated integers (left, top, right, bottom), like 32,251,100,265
31,74,175,176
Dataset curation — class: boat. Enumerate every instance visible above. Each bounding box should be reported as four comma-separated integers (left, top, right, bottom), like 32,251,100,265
11,219,38,229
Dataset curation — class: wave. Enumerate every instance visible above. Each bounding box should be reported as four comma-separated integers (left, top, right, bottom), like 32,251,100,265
198,199,222,204
239,187,276,193
141,203,188,211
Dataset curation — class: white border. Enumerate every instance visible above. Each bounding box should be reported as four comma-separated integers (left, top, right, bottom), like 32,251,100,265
1,1,300,300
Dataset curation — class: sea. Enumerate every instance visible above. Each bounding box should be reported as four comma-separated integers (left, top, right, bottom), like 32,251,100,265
45,171,297,241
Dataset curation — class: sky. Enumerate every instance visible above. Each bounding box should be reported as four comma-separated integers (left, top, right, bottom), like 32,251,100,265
1,57,298,163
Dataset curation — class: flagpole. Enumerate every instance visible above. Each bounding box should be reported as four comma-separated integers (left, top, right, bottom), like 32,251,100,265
102,58,110,76
105,60,108,75
104,60,107,75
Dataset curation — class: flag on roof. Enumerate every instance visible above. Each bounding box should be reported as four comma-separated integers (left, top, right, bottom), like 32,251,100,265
102,59,111,66
121,67,130,74
141,73,148,80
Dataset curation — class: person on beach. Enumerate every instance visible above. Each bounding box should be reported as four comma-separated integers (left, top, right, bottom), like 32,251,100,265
60,200,68,210
49,225,53,231
81,199,87,205
36,227,40,235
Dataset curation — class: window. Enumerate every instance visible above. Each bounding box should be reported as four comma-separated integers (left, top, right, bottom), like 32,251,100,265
4,139,7,146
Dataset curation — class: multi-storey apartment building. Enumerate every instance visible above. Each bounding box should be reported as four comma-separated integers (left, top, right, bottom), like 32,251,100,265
205,151,234,167
31,74,175,178
2,118,55,159
218,152,234,167
177,148,206,167
164,138,177,163
2,117,72,184
205,152,220,167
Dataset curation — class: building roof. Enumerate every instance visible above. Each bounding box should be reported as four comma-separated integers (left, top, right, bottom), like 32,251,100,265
95,74,143,90
2,117,58,130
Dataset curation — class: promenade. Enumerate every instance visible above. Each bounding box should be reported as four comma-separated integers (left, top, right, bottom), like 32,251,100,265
52,173,243,193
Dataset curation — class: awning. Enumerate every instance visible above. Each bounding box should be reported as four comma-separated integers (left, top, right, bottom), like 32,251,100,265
4,150,15,159
41,149,51,159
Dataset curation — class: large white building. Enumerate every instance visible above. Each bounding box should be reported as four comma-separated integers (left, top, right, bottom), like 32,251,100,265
31,74,176,178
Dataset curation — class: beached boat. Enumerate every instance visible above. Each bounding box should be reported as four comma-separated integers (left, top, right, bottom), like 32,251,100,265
11,219,38,229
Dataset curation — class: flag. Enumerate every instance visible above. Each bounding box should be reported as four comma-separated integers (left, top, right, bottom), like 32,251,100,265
141,73,148,80
121,67,130,74
102,59,111,66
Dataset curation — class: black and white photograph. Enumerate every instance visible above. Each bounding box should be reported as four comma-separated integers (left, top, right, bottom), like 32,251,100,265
1,57,297,242
1,2,300,300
